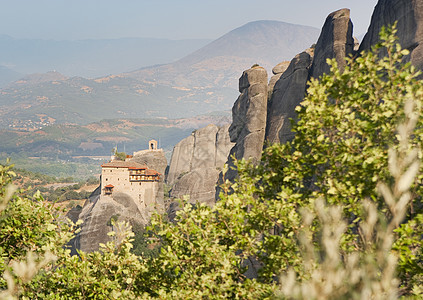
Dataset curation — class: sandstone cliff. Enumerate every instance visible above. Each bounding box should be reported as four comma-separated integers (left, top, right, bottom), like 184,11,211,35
266,50,313,144
166,124,234,206
223,66,268,183
359,0,423,75
265,8,354,145
310,8,355,78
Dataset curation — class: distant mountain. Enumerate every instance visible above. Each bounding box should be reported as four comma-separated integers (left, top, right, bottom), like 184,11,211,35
0,35,211,78
0,20,320,127
125,20,320,88
181,20,319,66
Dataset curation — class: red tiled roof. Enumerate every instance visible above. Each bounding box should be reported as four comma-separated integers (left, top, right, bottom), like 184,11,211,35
101,161,147,169
104,184,114,188
145,169,161,176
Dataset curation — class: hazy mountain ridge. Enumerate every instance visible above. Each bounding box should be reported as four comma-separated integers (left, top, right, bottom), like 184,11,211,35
125,21,320,89
0,65,23,88
0,35,211,79
179,20,320,66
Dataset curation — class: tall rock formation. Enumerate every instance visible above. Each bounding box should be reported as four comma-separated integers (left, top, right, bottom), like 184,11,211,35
310,8,355,78
167,124,234,206
166,135,195,186
265,8,354,144
223,66,268,182
266,50,313,144
359,0,423,74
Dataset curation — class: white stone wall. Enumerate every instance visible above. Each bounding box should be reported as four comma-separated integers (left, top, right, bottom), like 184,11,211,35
101,166,159,212
101,167,131,192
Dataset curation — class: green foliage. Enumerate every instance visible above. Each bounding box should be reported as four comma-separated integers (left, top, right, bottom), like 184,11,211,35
239,24,423,288
0,161,75,298
106,214,120,227
114,151,127,161
146,193,273,298
130,224,160,258
277,90,421,299
25,222,146,299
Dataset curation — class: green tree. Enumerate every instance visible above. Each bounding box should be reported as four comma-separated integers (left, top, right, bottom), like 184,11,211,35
0,161,75,298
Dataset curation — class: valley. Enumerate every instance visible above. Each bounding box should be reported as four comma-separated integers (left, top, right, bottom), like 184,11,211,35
0,112,231,179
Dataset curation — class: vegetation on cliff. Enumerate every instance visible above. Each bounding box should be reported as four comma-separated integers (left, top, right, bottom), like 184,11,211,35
0,26,422,299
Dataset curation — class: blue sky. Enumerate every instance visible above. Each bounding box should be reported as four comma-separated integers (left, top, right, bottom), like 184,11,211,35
0,0,379,40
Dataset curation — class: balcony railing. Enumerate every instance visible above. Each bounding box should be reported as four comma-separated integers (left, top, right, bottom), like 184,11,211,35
129,175,159,182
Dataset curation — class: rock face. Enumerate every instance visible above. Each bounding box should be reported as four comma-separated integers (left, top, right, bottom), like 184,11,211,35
265,8,354,144
223,66,268,182
167,124,234,206
75,179,163,253
311,8,355,79
359,0,423,74
268,61,290,98
266,51,313,144
166,135,195,186
131,149,168,178
167,9,357,202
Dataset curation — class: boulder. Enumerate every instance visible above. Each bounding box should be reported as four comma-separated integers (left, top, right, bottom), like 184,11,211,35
272,61,290,75
359,0,423,74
